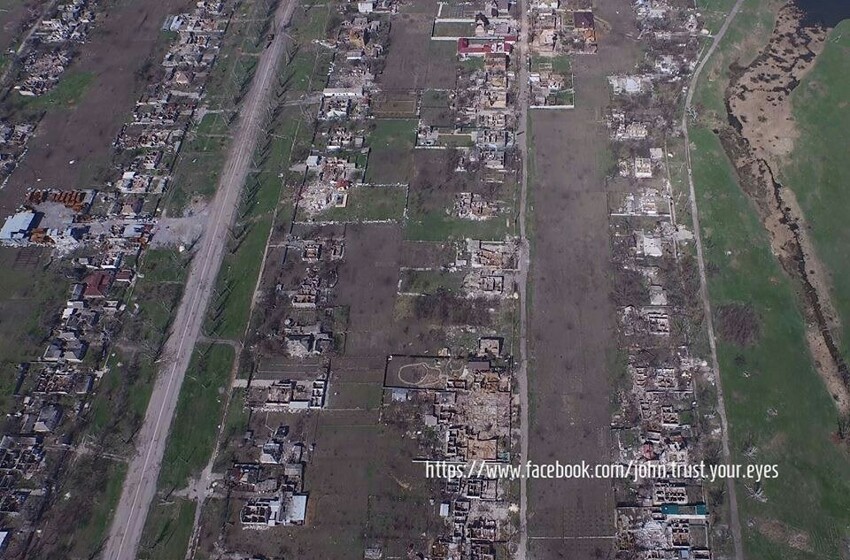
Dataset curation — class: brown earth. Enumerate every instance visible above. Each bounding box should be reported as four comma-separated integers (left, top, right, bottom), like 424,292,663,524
380,1,455,91
716,303,760,347
525,0,639,555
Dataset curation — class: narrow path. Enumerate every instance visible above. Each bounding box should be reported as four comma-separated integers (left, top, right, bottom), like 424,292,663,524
102,1,298,558
516,1,531,558
682,1,746,559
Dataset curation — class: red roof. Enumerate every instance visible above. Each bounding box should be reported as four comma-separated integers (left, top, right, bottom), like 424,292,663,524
114,269,134,283
83,271,114,298
457,38,514,56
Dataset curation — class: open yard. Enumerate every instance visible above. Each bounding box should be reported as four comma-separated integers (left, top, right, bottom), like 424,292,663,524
309,185,407,223
405,151,517,241
364,119,418,184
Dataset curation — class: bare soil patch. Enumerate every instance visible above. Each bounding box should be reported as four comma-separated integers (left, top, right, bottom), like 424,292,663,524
526,0,639,547
716,303,761,347
379,1,454,90
754,518,813,553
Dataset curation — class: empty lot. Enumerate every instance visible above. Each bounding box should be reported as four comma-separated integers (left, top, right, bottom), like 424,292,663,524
526,0,639,555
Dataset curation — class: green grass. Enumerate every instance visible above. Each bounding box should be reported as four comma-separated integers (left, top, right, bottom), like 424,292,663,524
313,185,407,222
406,209,512,241
458,56,485,71
437,133,475,148
204,112,309,339
365,119,418,183
291,2,333,42
421,89,450,108
693,122,850,559
690,14,850,556
283,48,333,92
405,176,517,242
60,460,127,557
399,269,464,295
14,71,94,112
782,21,850,357
205,206,276,338
138,498,197,560
531,54,571,76
87,357,158,447
432,21,475,37
156,343,235,492
212,388,249,472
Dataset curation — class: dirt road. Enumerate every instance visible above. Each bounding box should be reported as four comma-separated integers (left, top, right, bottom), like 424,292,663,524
682,1,745,558
516,1,531,558
102,1,298,559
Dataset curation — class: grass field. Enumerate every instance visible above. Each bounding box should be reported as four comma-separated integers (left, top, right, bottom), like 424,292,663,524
290,2,335,42
398,269,464,295
405,208,512,241
531,54,571,75
365,119,418,184
12,71,95,115
782,20,850,357
138,498,197,560
690,11,850,560
405,176,517,242
312,185,407,222
432,21,476,37
156,342,235,492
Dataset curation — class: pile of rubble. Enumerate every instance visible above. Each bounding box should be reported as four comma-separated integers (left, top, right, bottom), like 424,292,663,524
0,0,236,548
383,339,514,559
15,0,97,97
605,1,723,558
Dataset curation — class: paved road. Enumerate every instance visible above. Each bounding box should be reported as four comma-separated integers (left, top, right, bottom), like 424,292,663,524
102,1,297,558
682,1,746,559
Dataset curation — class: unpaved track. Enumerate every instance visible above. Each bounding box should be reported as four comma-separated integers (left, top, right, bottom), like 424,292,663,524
516,1,530,558
102,1,297,558
683,1,745,559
